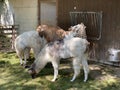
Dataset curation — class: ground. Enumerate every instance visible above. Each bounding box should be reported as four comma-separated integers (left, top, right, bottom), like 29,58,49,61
0,52,120,90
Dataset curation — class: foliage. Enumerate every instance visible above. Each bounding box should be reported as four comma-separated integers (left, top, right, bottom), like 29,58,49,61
0,0,6,12
0,52,120,90
0,33,11,51
0,0,5,2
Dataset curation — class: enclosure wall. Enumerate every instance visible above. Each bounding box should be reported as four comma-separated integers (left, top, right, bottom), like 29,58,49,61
57,0,120,63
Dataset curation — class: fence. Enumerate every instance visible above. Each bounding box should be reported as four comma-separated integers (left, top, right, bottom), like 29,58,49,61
0,25,18,52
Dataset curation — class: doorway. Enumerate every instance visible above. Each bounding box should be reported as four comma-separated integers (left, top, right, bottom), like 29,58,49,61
39,1,57,26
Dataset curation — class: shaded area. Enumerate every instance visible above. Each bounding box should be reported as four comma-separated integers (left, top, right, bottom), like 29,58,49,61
0,52,120,90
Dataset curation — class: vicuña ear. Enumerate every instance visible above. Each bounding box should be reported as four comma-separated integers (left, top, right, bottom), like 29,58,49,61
36,28,40,32
81,22,84,25
84,26,86,29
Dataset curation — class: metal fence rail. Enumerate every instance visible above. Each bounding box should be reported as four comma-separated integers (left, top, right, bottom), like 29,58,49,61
70,11,102,40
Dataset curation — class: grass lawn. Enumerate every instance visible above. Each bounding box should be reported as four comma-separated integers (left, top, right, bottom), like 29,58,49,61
0,52,120,90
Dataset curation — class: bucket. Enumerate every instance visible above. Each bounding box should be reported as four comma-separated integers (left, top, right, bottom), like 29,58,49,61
108,48,120,62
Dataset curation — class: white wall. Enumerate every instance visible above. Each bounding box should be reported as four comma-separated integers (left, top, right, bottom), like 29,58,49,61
9,0,38,34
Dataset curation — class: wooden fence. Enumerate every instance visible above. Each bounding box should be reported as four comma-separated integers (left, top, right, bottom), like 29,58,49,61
0,25,18,52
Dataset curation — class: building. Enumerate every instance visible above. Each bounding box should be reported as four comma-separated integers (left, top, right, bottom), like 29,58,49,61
9,0,120,66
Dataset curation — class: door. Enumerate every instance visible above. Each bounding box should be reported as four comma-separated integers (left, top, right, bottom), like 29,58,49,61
40,1,57,26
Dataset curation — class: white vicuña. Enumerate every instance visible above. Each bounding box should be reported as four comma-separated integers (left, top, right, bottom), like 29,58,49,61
28,32,89,82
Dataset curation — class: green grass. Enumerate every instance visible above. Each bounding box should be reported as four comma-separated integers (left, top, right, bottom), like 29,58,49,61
0,52,120,90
